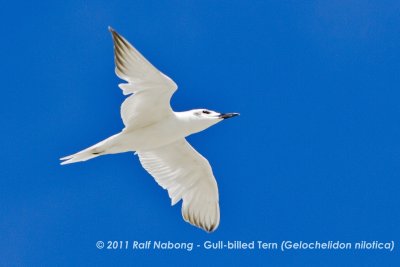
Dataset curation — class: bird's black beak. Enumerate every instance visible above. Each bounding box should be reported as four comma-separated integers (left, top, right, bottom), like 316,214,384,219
219,113,240,119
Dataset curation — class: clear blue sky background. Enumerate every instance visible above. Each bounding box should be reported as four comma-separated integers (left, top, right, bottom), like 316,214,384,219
1,0,399,266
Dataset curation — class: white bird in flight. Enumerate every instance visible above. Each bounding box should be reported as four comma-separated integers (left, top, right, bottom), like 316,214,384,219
61,27,239,232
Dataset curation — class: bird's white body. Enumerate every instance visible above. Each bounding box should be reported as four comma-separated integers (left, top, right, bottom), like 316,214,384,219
122,112,218,150
65,111,220,159
119,116,184,151
105,114,186,153
61,28,238,233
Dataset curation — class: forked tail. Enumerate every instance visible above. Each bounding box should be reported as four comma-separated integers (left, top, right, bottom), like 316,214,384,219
60,134,119,165
60,149,101,165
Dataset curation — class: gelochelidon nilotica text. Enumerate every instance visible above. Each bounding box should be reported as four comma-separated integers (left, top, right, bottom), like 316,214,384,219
60,27,239,232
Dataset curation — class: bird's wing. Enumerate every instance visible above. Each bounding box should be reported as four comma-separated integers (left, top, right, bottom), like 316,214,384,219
109,28,178,129
137,139,220,232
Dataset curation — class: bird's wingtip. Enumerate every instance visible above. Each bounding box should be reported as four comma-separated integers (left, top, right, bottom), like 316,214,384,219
108,26,115,33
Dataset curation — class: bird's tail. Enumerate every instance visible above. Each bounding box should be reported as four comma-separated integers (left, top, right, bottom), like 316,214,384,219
60,134,118,165
60,150,99,165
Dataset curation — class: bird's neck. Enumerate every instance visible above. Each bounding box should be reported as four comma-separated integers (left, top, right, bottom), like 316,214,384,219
174,112,216,137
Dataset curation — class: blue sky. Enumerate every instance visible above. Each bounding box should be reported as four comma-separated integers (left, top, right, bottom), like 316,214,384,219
1,0,399,266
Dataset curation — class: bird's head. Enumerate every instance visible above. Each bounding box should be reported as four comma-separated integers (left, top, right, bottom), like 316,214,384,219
181,109,239,134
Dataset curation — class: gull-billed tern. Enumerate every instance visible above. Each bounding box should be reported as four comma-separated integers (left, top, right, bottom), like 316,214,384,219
60,27,239,232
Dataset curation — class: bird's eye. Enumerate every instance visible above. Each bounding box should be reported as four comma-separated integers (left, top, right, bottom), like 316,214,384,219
202,110,211,114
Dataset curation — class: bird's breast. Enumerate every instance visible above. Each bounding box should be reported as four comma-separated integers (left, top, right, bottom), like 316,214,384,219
121,116,188,151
